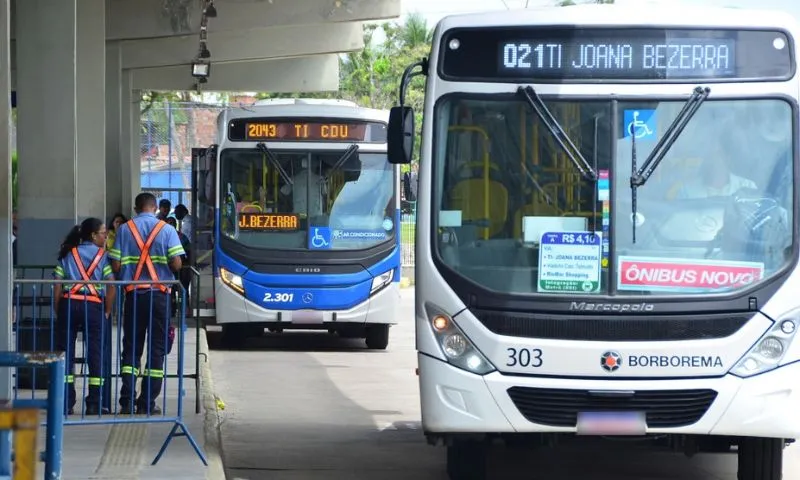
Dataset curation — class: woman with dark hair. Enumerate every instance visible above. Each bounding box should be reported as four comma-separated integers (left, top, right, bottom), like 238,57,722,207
106,213,127,250
53,218,116,416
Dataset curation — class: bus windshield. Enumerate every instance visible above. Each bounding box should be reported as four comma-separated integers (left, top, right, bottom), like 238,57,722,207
433,95,793,296
219,148,396,251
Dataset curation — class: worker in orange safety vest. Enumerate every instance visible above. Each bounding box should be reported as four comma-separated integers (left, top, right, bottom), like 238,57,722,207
109,193,185,415
53,217,116,416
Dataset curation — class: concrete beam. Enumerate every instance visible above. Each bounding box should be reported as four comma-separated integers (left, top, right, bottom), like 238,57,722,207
104,0,400,41
130,55,339,92
120,22,362,70
8,0,400,41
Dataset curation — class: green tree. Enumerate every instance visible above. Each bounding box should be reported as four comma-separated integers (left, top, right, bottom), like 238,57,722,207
255,13,433,164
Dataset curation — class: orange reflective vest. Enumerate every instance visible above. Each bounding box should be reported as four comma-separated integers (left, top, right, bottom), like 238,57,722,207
124,220,170,294
64,247,104,304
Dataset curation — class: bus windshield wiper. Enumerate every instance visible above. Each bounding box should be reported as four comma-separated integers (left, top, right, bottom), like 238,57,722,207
517,86,597,181
629,86,711,243
323,144,359,183
256,142,293,186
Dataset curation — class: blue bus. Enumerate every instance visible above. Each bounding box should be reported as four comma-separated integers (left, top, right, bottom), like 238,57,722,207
200,98,401,349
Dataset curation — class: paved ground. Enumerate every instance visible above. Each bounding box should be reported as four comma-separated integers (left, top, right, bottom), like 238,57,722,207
208,289,800,480
36,323,224,480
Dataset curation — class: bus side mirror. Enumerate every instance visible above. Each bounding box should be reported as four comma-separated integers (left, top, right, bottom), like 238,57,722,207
388,106,414,165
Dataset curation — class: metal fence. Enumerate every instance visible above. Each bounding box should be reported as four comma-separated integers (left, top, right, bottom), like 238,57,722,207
140,103,225,207
12,275,207,470
401,205,416,267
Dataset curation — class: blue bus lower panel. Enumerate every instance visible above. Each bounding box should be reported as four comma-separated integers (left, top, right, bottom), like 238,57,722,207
213,245,402,326
244,277,372,311
216,245,401,289
215,278,399,326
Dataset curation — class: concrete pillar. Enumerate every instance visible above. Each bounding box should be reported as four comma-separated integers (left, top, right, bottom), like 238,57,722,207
0,0,13,399
105,42,123,217
129,89,141,210
119,71,139,217
77,0,106,222
15,0,106,264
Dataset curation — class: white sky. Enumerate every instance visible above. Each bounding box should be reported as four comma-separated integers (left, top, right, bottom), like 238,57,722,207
397,0,800,30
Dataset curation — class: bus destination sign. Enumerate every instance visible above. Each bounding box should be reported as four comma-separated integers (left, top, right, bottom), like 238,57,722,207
228,118,387,143
440,27,794,82
238,213,299,231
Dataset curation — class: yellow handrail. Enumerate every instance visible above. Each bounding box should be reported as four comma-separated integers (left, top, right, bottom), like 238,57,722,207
448,125,492,239
240,203,263,213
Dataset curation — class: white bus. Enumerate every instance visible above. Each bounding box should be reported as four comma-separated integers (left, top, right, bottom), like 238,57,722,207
387,5,799,479
202,98,401,349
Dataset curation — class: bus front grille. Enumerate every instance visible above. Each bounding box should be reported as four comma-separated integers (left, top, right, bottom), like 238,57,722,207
472,310,751,341
507,387,718,428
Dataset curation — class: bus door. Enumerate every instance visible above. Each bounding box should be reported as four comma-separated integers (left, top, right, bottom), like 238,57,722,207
191,146,217,317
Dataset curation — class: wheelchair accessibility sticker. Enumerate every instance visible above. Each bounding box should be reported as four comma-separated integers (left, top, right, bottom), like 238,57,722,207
309,227,332,250
332,229,387,241
623,109,656,140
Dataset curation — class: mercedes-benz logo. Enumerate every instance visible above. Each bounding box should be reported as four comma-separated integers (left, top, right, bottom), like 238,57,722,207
302,293,313,304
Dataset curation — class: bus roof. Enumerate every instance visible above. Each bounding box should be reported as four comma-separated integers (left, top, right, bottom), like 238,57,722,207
215,101,389,148
253,98,360,107
219,101,389,125
435,4,798,31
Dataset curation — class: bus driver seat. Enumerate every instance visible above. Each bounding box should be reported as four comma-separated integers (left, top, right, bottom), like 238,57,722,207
448,160,508,240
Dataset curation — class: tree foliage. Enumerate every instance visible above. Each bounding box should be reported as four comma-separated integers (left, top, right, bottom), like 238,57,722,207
257,12,433,165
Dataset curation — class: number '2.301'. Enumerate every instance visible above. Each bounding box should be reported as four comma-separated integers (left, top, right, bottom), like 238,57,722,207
506,347,543,368
263,292,294,303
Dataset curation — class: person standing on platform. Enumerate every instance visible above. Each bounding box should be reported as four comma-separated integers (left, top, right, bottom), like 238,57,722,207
106,213,128,251
53,218,116,415
157,199,171,220
109,192,184,415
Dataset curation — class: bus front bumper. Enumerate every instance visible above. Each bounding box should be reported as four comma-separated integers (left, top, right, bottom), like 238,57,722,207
214,279,399,327
418,353,800,439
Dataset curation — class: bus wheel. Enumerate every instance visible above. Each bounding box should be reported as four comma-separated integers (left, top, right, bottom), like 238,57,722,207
365,325,390,350
221,325,249,349
738,437,783,480
446,439,488,480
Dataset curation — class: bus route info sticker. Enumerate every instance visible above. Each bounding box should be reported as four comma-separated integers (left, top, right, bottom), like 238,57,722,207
617,256,765,293
538,231,602,293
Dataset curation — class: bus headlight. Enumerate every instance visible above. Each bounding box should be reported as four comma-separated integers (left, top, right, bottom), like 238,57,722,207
219,267,244,295
424,303,495,375
731,313,799,378
371,270,394,294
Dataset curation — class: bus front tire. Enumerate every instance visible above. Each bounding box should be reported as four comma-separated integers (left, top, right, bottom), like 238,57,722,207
738,437,783,480
446,439,488,480
365,325,390,350
221,324,261,349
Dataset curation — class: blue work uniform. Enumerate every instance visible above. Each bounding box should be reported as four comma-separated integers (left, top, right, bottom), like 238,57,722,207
53,241,114,414
109,212,184,414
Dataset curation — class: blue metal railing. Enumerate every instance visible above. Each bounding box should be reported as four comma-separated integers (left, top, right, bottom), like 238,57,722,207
12,278,207,470
0,351,65,479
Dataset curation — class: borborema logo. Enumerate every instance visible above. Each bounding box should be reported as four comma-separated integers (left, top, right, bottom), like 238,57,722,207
600,351,622,372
